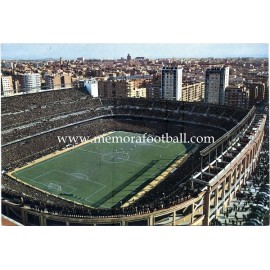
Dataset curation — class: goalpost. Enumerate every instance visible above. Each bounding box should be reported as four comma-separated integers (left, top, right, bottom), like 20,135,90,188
48,182,62,194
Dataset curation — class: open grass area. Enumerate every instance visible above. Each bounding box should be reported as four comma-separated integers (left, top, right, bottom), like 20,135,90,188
12,131,195,208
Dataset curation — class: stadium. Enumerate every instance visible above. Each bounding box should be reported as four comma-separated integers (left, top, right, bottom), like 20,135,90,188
1,88,268,225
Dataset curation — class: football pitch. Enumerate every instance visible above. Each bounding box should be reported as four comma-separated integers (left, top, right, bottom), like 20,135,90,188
12,131,195,208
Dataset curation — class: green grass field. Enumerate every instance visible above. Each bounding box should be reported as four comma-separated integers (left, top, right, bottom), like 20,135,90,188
12,131,195,208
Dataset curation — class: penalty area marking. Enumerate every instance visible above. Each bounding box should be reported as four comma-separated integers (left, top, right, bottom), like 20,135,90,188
16,171,77,194
54,169,105,188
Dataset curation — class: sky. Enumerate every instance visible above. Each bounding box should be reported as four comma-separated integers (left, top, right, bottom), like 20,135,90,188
1,43,268,60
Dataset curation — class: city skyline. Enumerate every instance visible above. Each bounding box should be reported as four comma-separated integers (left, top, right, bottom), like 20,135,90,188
1,43,268,60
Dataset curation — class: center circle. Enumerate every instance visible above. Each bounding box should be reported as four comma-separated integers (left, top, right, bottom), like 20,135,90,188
102,151,129,163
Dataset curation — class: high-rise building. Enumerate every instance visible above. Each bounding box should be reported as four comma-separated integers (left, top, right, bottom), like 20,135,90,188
146,74,161,99
127,87,146,98
61,74,72,88
83,78,98,97
98,78,147,98
1,76,14,96
98,80,128,98
205,66,230,105
127,80,146,98
44,74,61,90
161,66,183,100
181,82,205,102
18,73,41,93
245,81,266,107
224,85,249,108
44,74,72,90
127,54,131,62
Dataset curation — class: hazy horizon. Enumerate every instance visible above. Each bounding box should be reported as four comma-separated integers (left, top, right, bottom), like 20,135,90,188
1,43,268,60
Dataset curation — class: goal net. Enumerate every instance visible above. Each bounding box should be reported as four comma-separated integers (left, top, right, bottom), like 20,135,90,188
48,182,62,194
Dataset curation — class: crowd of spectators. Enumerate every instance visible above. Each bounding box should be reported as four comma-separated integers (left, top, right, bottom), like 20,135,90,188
2,90,249,145
243,123,269,225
